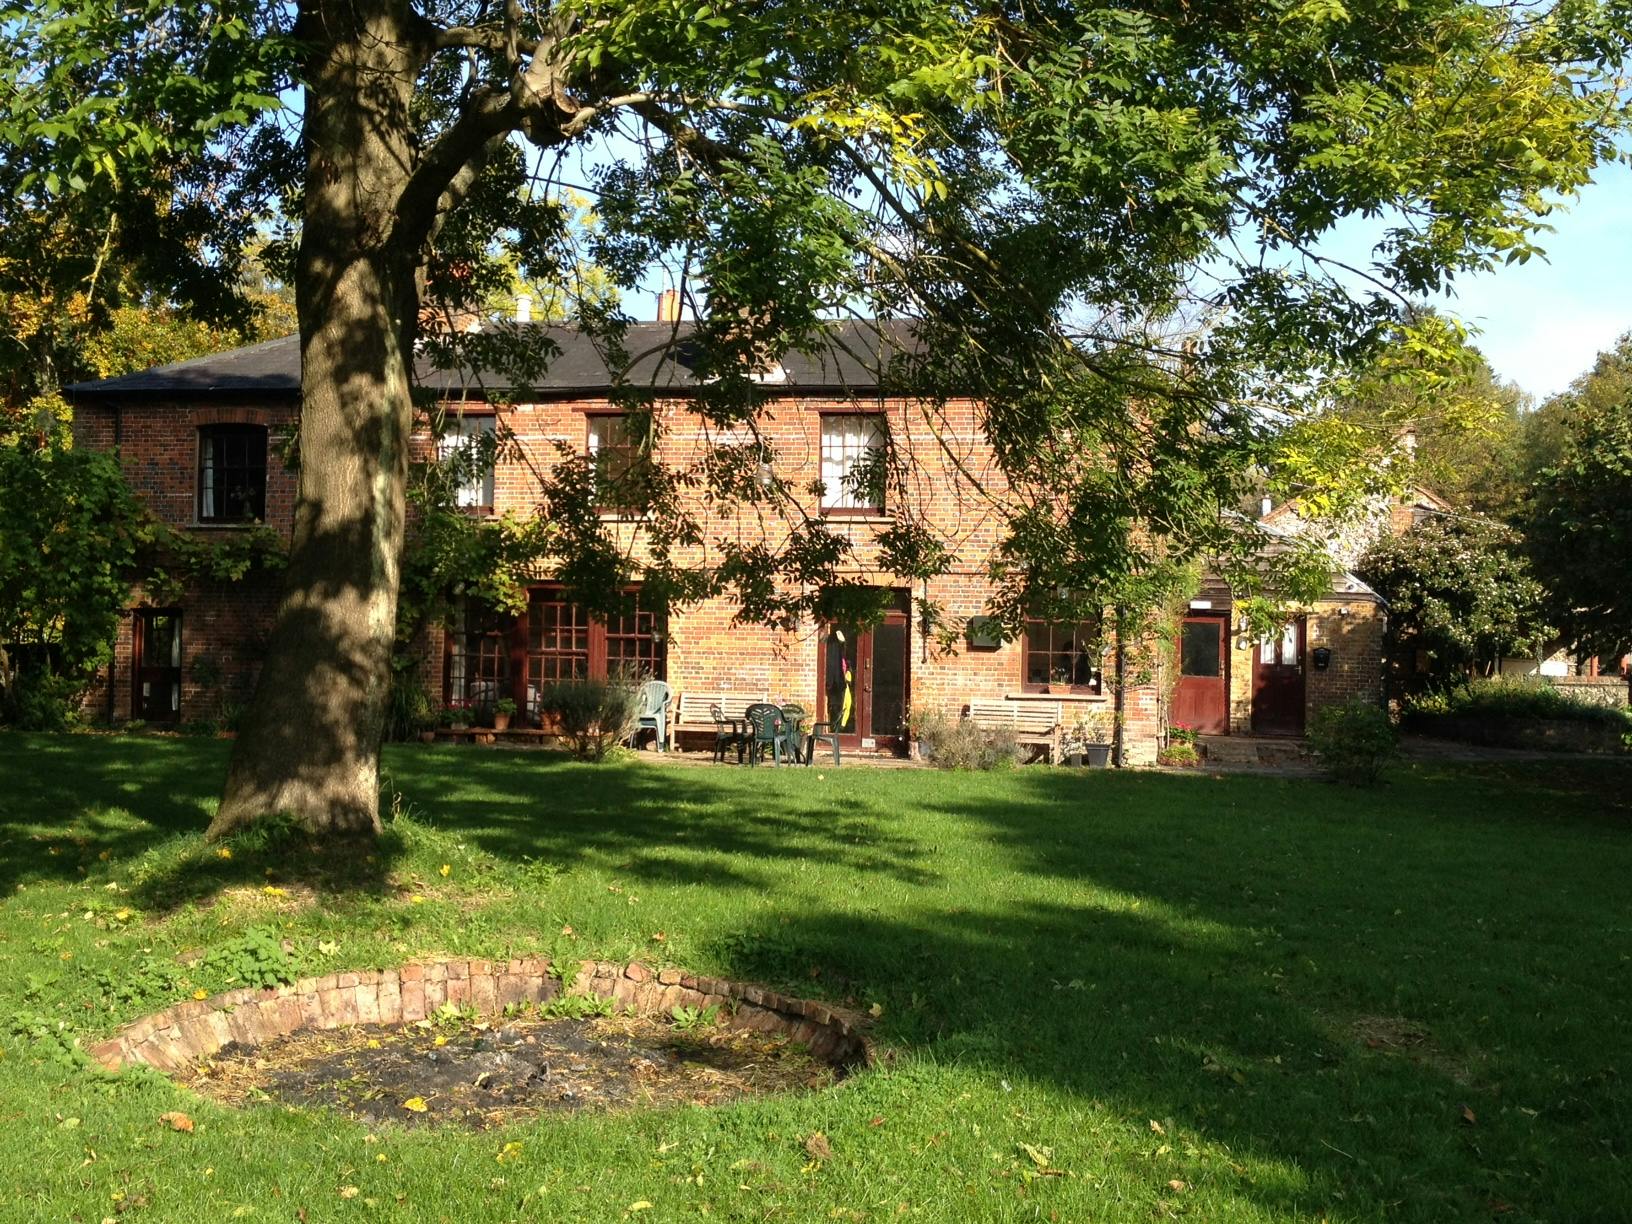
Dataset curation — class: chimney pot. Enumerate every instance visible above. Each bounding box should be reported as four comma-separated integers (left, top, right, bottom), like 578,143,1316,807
656,288,681,323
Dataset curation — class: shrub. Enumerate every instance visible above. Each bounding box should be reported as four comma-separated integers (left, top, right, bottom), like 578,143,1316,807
1157,741,1200,767
0,667,87,730
386,670,436,740
538,678,640,761
912,707,1019,771
1407,677,1631,729
1307,699,1397,786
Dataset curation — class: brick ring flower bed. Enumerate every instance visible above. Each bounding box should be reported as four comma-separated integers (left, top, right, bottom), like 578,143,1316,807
88,958,872,1125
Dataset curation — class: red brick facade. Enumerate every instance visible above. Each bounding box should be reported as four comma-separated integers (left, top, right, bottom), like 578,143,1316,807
72,373,1165,762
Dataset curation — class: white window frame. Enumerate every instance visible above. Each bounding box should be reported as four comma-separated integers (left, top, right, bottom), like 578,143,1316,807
819,413,887,512
438,414,496,510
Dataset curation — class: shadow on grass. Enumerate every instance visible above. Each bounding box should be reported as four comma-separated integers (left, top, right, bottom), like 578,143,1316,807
6,731,1629,1219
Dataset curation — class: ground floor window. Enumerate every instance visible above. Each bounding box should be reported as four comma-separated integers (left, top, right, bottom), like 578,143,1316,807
445,586,666,725
1023,617,1103,694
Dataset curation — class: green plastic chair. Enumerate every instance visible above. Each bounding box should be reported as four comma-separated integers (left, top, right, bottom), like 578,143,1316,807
744,702,789,766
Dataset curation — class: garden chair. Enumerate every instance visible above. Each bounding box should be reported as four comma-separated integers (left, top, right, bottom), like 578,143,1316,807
780,702,839,767
744,702,790,766
633,679,671,751
709,702,746,763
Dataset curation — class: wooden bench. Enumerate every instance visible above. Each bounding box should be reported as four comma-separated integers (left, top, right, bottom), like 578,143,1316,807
672,691,770,753
966,698,1063,763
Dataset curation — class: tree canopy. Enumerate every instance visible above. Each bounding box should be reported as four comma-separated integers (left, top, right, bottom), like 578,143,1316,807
1358,514,1554,689
1524,331,1632,660
3,0,1628,832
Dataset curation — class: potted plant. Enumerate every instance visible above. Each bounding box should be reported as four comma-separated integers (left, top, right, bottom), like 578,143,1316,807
442,700,473,732
1061,711,1113,766
1158,721,1201,767
492,697,517,732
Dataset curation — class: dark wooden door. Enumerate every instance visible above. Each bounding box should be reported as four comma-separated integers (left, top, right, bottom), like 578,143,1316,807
1252,618,1307,735
818,602,910,750
1173,614,1229,734
132,609,182,724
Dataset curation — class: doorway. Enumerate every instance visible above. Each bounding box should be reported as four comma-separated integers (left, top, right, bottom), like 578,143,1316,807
1252,618,1307,735
1173,613,1229,734
132,609,182,724
817,593,911,750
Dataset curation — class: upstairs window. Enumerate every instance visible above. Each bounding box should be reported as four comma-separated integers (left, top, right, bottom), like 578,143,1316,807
1023,617,1104,694
197,425,268,523
438,413,496,511
819,413,886,513
586,413,643,511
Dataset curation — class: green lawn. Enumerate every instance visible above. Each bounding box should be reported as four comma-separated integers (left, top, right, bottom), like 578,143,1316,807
3,734,1629,1223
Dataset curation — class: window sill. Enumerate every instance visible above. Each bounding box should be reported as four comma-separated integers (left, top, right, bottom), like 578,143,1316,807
596,511,650,523
188,521,265,530
1008,691,1109,703
820,512,894,525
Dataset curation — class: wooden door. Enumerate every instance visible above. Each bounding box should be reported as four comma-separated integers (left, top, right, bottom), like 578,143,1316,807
1173,614,1228,734
818,600,910,749
132,609,182,724
1252,618,1307,735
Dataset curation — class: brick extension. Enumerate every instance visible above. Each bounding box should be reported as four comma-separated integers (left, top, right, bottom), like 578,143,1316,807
85,958,873,1074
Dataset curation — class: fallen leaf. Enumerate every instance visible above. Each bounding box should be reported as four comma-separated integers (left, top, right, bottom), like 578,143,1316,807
649,931,666,942
868,1002,884,1018
262,885,288,897
868,1116,885,1128
317,940,339,956
438,864,451,878
804,1132,834,1162
1461,1105,1477,1125
1168,1179,1188,1192
113,908,132,921
192,989,209,1000
496,1141,523,1164
216,848,233,860
338,1186,359,1199
560,925,575,936
626,1203,653,1214
1019,1142,1053,1167
1149,1119,1166,1136
402,1097,429,1113
159,1111,194,1133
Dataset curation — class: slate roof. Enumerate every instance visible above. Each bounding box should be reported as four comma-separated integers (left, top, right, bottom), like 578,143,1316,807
66,320,921,401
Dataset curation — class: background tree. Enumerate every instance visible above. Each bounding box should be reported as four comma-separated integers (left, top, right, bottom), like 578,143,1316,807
1358,515,1554,693
3,0,1626,837
1524,332,1632,661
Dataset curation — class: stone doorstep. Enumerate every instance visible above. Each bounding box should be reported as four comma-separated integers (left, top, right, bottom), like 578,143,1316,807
86,957,872,1074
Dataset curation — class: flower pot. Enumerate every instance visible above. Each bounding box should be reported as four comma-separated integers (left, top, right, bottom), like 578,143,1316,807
418,730,437,744
1083,743,1112,768
492,712,512,732
1064,750,1085,767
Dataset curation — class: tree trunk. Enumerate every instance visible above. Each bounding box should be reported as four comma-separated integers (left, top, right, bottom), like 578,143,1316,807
210,1,423,839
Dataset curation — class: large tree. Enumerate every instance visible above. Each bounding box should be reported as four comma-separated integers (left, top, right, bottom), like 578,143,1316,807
1525,332,1632,660
1357,514,1554,691
2,0,1626,836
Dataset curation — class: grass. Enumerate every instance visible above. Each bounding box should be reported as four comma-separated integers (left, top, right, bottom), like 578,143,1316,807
2,733,1629,1223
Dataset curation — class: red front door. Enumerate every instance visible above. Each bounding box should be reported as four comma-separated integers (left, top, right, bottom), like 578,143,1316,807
817,600,911,750
1252,618,1307,735
1173,614,1228,734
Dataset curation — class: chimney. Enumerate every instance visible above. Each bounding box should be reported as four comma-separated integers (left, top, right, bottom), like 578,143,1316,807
514,293,532,324
1260,495,1273,518
656,288,681,323
1399,425,1417,457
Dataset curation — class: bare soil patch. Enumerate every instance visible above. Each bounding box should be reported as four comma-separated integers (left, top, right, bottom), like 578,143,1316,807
182,1012,839,1128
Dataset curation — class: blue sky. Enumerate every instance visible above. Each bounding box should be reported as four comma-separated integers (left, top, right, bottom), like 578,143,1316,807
1320,158,1632,403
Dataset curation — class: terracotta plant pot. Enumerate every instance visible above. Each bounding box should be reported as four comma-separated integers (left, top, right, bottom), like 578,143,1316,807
493,712,512,732
418,730,437,744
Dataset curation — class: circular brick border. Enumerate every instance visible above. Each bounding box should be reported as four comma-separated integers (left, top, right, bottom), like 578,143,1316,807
86,958,873,1075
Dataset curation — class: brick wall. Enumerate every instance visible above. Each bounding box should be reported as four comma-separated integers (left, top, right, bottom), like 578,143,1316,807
1227,598,1386,735
76,387,1168,760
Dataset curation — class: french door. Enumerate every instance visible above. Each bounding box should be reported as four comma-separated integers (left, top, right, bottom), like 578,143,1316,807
817,595,911,750
1252,618,1307,735
132,609,182,724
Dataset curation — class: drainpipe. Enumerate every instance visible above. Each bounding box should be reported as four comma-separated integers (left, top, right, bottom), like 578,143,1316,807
106,402,124,724
1111,607,1126,768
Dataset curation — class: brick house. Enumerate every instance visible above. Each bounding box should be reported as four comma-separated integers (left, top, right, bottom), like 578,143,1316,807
69,319,1178,762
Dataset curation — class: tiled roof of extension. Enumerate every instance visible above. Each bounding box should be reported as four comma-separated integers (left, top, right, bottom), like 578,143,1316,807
65,320,922,401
